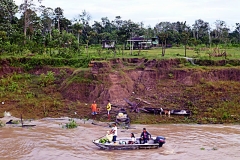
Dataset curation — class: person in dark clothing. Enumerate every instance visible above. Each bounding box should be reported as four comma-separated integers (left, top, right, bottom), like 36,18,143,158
140,128,151,144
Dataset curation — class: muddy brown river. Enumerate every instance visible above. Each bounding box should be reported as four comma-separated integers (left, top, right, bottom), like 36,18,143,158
0,117,240,160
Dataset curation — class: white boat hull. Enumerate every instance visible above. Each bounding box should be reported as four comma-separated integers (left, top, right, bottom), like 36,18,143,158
93,137,165,150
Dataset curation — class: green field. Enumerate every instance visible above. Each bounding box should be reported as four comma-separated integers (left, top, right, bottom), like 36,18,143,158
1,46,240,61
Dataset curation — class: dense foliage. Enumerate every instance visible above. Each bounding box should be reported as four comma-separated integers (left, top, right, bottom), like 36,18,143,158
0,0,240,61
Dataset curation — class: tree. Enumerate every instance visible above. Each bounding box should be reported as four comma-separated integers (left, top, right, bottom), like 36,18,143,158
158,32,168,56
53,7,64,31
92,21,103,43
213,20,229,41
192,19,210,40
74,10,91,45
0,0,18,34
145,26,154,39
234,23,240,43
210,20,230,49
19,9,42,40
172,21,186,34
101,17,112,33
0,31,7,44
155,22,172,56
113,16,122,30
40,7,54,35
61,30,77,48
59,17,72,32
72,22,83,44
180,21,190,57
19,0,43,39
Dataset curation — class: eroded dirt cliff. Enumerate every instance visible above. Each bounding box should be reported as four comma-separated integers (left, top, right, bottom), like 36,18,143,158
1,58,240,123
59,58,240,105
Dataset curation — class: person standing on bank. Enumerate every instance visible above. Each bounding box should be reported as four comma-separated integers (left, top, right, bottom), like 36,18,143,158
106,100,111,120
91,101,97,118
140,128,151,144
110,123,117,143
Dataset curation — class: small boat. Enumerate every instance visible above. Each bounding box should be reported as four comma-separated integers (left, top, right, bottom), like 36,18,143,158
93,136,166,150
115,108,130,128
141,107,163,114
170,110,191,116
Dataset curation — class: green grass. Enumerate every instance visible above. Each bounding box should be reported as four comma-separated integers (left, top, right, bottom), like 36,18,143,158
1,46,240,61
1,46,240,71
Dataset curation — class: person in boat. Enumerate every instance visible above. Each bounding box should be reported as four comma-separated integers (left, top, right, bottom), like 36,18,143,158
140,128,151,144
110,123,117,143
91,101,97,116
106,131,113,143
128,133,136,144
106,100,111,120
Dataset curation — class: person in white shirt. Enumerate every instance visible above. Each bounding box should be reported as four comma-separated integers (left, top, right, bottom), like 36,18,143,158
128,133,136,144
110,123,117,143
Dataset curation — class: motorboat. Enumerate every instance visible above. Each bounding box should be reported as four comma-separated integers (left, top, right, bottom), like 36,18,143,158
115,108,130,128
93,136,166,150
141,107,163,114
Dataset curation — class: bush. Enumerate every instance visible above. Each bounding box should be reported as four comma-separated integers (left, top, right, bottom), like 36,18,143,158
40,71,55,87
222,112,230,120
64,119,78,129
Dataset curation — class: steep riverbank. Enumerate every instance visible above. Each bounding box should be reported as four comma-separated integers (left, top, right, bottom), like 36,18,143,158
0,58,240,124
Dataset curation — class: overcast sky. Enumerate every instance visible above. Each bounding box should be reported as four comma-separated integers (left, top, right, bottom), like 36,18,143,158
15,0,239,30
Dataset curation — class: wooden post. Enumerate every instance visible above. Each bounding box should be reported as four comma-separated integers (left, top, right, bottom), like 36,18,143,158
21,114,23,127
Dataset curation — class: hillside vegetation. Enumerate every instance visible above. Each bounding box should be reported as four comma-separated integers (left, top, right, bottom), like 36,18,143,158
1,47,240,124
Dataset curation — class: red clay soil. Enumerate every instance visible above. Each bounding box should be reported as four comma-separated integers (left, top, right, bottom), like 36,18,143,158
1,58,240,123
60,59,240,105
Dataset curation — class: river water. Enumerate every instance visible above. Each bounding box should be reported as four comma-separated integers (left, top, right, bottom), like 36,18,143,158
0,117,239,160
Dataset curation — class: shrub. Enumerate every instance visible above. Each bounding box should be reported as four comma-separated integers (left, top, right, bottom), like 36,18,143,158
40,71,55,87
64,119,78,129
225,63,232,67
8,82,19,92
222,112,230,120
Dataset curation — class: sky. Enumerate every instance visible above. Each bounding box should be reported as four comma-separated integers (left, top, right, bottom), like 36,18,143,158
14,0,239,30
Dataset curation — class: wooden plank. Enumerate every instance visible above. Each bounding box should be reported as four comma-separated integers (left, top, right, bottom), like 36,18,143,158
135,98,151,105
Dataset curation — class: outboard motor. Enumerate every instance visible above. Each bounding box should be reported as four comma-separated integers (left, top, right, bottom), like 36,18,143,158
154,136,166,147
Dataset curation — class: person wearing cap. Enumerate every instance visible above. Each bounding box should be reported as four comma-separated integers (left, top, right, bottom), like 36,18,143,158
140,128,151,144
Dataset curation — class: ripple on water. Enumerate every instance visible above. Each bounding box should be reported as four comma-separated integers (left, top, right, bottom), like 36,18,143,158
0,119,240,160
